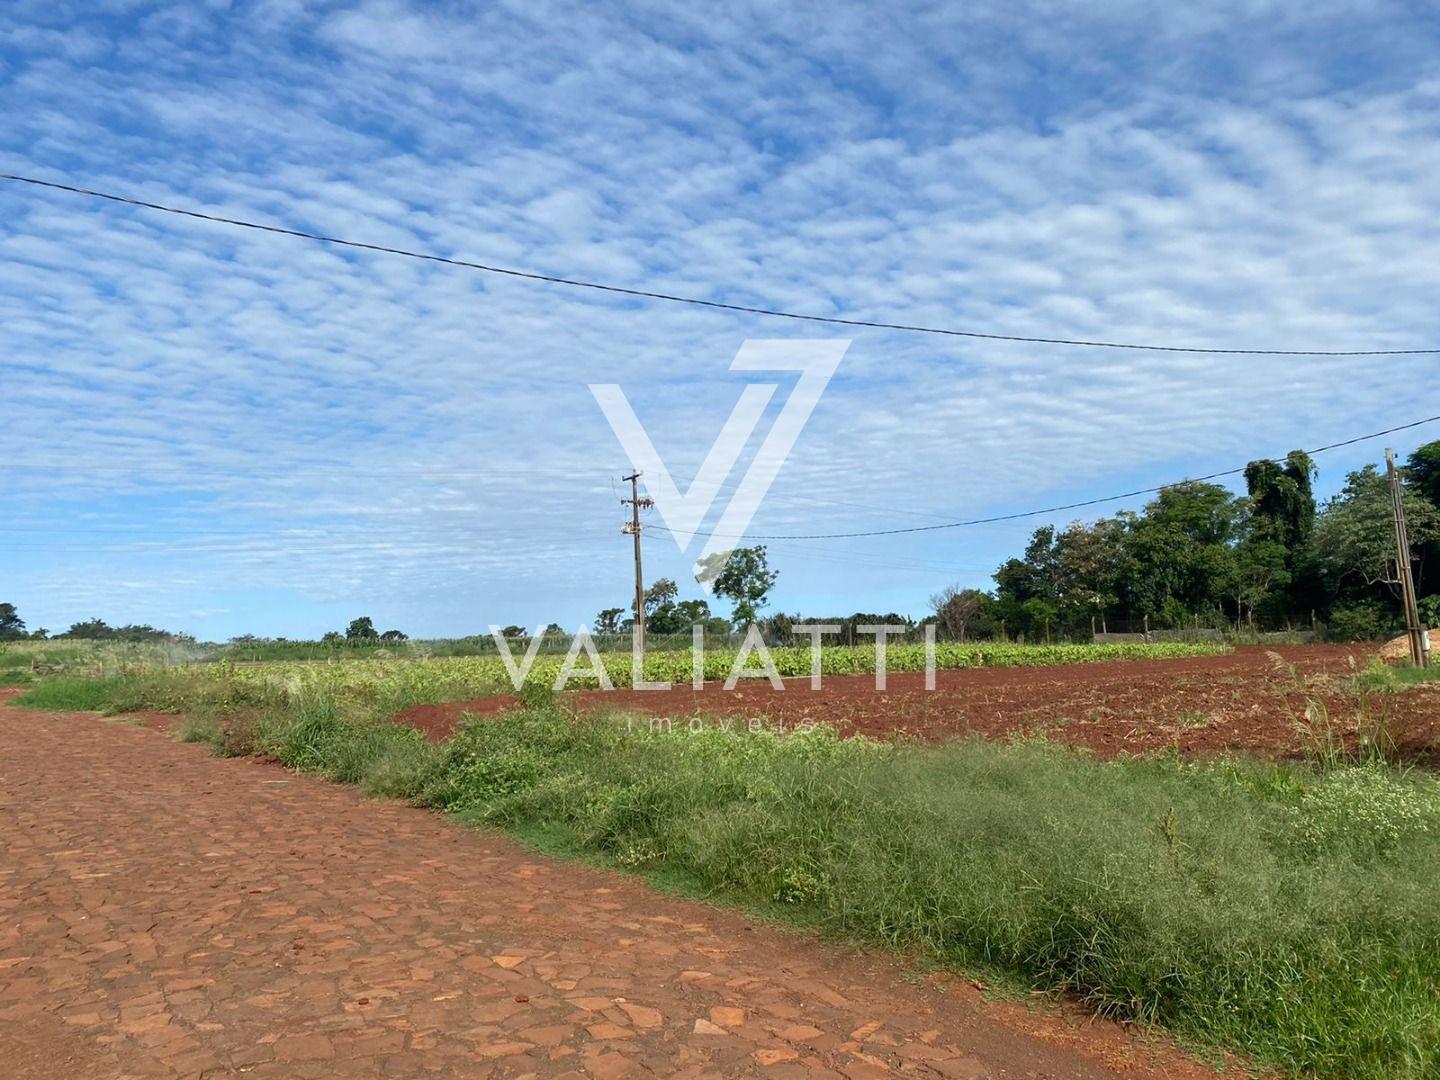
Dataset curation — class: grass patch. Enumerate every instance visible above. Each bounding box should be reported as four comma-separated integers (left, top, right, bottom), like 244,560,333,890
1354,660,1440,693
176,714,222,745
0,671,33,687
13,676,129,711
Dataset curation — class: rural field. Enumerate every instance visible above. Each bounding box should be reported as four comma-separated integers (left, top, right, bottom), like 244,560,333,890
6,5,1440,1078
5,636,1440,1079
399,643,1440,762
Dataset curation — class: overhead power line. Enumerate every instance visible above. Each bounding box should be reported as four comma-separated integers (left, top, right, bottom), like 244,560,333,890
648,413,1440,542
3,171,1437,357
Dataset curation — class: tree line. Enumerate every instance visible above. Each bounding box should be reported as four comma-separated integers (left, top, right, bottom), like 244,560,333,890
928,442,1440,642
0,608,191,643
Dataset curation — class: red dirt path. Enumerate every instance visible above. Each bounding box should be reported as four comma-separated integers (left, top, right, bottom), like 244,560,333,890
0,690,1240,1078
396,645,1440,764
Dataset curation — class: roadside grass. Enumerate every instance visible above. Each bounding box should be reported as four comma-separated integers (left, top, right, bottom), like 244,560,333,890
0,650,34,686
1353,660,1440,693
13,676,131,711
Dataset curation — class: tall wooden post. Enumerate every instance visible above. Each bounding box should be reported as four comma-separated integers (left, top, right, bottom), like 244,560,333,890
621,472,648,658
1385,449,1427,667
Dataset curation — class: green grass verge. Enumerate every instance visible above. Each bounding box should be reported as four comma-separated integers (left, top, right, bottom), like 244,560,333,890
1353,660,1440,693
166,699,1439,1079
12,676,130,711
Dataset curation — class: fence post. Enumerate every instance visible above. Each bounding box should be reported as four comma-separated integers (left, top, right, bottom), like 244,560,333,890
1143,613,1149,642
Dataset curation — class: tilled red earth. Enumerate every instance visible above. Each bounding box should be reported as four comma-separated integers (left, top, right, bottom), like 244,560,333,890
396,645,1440,764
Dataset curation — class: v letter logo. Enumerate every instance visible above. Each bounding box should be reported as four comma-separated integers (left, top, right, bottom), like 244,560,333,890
589,339,848,583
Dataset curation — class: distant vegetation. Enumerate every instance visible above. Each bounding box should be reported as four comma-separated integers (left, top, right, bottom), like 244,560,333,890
920,442,1440,643
0,605,191,644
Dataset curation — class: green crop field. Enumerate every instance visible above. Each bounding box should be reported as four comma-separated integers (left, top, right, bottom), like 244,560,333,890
16,638,1226,718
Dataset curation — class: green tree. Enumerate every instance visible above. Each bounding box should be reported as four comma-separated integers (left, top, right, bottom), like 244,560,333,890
764,612,794,641
1020,597,1060,641
1419,594,1440,628
650,597,712,634
1406,441,1440,603
62,618,115,639
345,616,379,641
1313,465,1440,593
710,546,779,628
1244,451,1316,551
643,578,678,615
1054,518,1130,628
1407,440,1440,506
1242,451,1318,620
995,535,1051,639
0,603,25,640
380,629,408,642
1227,536,1291,627
1123,483,1242,621
594,608,625,635
642,577,695,633
674,598,711,625
1004,526,1060,602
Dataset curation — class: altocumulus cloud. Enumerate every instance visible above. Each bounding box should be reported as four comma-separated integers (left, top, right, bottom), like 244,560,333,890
0,0,1437,637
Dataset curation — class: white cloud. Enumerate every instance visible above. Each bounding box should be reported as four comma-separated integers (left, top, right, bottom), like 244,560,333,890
1,1,1438,635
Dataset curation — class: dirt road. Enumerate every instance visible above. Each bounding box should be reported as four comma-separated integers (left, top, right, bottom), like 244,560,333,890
0,693,1235,1078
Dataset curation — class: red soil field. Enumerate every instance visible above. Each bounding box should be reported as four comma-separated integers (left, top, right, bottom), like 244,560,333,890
395,644,1440,764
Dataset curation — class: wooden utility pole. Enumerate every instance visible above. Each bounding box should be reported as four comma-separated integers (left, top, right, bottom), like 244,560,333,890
1385,449,1428,668
620,472,652,657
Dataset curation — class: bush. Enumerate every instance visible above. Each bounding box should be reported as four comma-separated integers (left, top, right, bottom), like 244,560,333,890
1325,600,1396,642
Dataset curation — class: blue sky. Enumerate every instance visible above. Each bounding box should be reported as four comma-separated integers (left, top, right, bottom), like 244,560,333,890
2,1,1439,640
